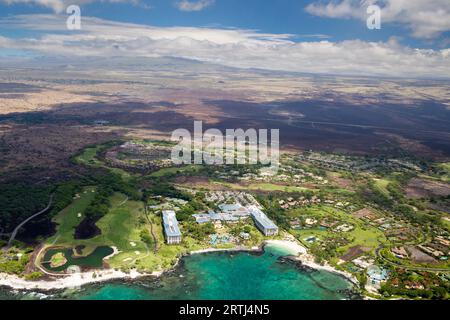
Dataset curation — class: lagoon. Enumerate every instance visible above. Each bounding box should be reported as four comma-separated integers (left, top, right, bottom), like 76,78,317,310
41,246,114,272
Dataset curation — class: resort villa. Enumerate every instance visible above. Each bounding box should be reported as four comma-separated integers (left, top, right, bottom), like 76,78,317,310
192,203,252,225
162,210,182,244
191,202,278,237
218,203,250,217
248,206,279,236
367,265,389,287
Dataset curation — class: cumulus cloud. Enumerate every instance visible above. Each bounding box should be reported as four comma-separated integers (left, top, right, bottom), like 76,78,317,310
175,0,214,12
1,0,147,13
305,0,450,39
0,14,449,78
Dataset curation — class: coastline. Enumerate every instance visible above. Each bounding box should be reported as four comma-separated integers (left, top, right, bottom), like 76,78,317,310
0,238,359,292
0,269,159,291
264,239,360,287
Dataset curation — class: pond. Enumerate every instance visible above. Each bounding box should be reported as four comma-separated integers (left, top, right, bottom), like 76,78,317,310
41,246,114,272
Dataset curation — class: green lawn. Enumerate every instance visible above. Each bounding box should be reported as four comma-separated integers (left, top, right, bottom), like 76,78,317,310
248,183,314,192
339,226,386,252
442,217,450,232
291,229,328,247
44,192,210,273
288,205,387,255
41,182,287,273
212,181,315,193
95,194,143,247
46,192,142,255
75,147,103,166
104,203,213,272
74,145,132,179
439,162,450,173
47,186,97,245
373,178,390,196
49,252,67,268
438,162,450,182
150,165,201,178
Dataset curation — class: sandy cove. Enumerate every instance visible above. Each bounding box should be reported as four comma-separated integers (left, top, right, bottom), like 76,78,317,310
265,239,360,287
0,238,359,291
191,239,361,289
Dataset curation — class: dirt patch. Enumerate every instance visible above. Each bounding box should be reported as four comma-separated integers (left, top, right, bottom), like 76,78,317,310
427,202,450,214
352,208,379,220
405,178,450,199
406,246,436,264
174,176,219,189
340,245,371,262
330,174,354,190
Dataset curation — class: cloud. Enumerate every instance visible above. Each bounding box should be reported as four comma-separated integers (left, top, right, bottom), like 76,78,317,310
1,0,147,13
297,34,331,39
175,0,214,12
0,14,449,78
305,0,450,39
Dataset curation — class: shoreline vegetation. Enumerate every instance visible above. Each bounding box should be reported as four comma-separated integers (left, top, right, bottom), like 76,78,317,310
0,140,441,300
0,239,359,294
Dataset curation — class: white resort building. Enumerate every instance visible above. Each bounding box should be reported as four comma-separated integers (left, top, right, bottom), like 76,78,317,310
162,210,182,244
248,206,279,236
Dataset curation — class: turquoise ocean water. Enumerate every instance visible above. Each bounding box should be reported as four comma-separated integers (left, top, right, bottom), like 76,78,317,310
0,244,357,300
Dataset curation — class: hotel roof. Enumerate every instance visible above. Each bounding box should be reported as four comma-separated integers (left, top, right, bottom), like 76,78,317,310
218,203,250,216
192,213,211,224
248,206,278,230
162,210,182,238
209,212,239,222
218,203,243,212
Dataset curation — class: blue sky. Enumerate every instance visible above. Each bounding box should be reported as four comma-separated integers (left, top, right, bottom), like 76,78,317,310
0,0,444,48
0,0,449,78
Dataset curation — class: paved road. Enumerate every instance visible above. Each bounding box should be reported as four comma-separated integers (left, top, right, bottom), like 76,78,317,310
5,195,54,249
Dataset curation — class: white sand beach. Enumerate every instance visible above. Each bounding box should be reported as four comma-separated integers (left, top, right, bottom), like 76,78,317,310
264,236,359,286
265,239,307,255
190,246,260,255
0,269,150,291
0,237,359,291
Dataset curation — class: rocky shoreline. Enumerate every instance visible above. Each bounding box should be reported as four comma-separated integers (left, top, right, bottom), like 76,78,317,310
0,239,361,296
